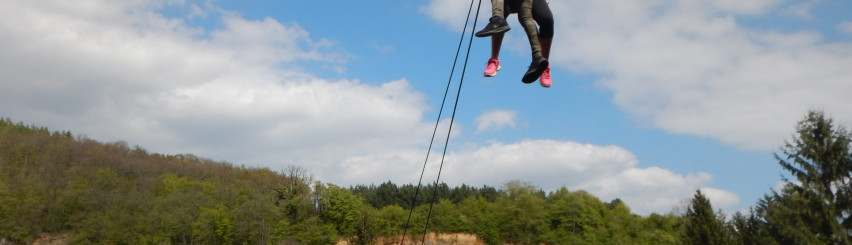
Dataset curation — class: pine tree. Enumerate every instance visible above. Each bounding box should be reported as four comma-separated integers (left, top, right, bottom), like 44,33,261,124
684,190,726,245
766,110,852,244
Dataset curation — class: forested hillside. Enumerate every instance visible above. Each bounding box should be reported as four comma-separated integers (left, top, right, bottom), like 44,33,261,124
1,110,850,244
0,118,681,244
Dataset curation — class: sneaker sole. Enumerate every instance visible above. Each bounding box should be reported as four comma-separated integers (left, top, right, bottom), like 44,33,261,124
522,60,549,84
475,26,511,37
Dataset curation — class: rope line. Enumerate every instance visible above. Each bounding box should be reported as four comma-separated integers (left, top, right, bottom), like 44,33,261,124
399,0,482,244
421,0,482,241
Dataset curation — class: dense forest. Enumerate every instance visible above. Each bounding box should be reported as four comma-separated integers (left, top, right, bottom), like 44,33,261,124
0,110,850,244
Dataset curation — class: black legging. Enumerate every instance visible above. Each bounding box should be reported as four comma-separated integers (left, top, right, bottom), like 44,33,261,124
503,0,554,38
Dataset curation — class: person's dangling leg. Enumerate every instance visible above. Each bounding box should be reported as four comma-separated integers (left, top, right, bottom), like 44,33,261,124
532,0,553,59
484,32,505,77
519,0,548,83
520,0,542,59
532,0,553,87
483,0,511,77
475,0,511,37
538,35,553,87
540,36,552,61
492,0,505,18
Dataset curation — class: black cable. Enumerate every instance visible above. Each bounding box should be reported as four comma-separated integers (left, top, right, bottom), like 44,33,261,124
399,0,481,244
420,0,482,243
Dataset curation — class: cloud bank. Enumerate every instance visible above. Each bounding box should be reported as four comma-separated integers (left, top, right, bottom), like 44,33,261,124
338,139,736,214
424,0,852,151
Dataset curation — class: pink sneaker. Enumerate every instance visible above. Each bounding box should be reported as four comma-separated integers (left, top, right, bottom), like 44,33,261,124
540,65,551,88
483,58,501,77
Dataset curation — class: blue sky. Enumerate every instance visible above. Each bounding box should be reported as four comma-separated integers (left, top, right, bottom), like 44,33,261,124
2,0,851,215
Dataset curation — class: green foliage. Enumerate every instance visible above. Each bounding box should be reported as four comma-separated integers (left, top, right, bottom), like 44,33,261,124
496,181,547,244
0,183,43,243
3,111,850,244
319,183,365,236
684,190,727,245
755,110,852,244
272,217,338,245
427,199,466,233
192,204,235,244
0,119,326,244
373,204,407,236
729,209,776,245
352,182,500,210
639,213,682,244
458,196,499,245
0,117,695,245
719,110,852,244
543,188,640,244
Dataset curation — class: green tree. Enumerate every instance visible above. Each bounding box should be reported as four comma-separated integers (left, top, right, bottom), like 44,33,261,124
373,204,407,236
0,183,43,243
426,199,465,233
351,206,381,245
758,187,823,244
458,196,499,245
638,213,682,244
318,183,365,236
683,190,727,245
192,204,235,244
764,110,852,244
375,181,402,208
729,209,775,245
544,188,619,244
607,198,640,243
272,217,337,245
495,181,546,244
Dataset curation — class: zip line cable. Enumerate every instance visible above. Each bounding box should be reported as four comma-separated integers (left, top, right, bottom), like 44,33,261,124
421,1,481,240
399,0,481,244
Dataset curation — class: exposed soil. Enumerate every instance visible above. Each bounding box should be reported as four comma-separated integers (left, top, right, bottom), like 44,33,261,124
336,232,486,245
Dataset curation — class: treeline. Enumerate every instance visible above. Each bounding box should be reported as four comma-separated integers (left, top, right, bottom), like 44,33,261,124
1,110,850,244
349,181,501,209
0,118,678,244
686,110,852,245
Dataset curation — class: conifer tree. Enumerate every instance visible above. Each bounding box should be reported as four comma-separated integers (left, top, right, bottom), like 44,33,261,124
684,190,726,245
764,110,852,244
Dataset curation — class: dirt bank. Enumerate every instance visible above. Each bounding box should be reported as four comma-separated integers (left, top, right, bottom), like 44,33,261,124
337,232,486,245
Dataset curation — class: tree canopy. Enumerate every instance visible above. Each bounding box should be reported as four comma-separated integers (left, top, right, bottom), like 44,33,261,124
1,109,850,244
757,110,852,244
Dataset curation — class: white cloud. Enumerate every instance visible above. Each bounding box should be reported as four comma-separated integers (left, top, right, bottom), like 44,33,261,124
419,0,492,32
0,0,418,170
444,140,638,187
700,187,742,211
783,0,818,19
186,3,207,20
210,14,350,64
475,109,518,133
540,0,852,150
839,21,852,34
709,0,783,15
422,0,852,151
335,139,729,214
